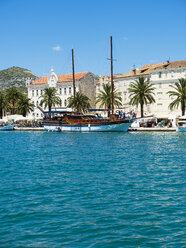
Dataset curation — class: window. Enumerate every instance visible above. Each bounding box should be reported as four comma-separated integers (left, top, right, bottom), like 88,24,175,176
123,91,127,101
159,72,162,78
32,113,35,117
36,90,38,96
36,101,39,106
69,87,71,94
157,92,162,100
64,88,66,95
36,113,39,117
59,88,62,94
64,99,67,106
157,103,162,111
147,104,151,112
32,90,34,97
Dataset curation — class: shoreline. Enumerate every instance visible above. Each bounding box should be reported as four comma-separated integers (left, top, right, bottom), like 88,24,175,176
13,127,177,132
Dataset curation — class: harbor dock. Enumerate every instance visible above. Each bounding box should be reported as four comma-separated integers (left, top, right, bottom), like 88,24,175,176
13,127,176,132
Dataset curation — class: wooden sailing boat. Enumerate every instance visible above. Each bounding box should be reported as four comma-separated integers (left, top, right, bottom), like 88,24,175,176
43,38,132,132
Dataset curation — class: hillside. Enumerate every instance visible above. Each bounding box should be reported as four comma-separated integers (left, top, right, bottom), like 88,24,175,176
0,66,38,92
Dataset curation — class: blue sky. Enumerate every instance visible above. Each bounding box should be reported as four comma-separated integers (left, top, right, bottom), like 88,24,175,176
0,0,186,76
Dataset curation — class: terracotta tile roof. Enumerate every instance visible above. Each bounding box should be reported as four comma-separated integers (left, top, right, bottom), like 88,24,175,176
32,72,89,85
58,72,88,82
32,76,48,85
153,60,186,70
117,60,186,78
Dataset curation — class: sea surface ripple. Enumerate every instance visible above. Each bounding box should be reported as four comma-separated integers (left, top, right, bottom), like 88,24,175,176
0,132,185,247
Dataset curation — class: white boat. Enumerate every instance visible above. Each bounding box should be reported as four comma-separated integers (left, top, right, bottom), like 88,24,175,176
177,116,186,132
0,124,14,131
43,111,132,132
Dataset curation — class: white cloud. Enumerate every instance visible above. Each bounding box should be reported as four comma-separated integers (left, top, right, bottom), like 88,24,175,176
52,45,61,51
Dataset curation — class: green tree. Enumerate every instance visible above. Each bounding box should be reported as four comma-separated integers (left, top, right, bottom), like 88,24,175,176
128,77,155,117
67,91,91,113
17,95,35,117
167,78,186,116
5,87,23,114
96,83,122,111
0,91,8,119
40,87,61,112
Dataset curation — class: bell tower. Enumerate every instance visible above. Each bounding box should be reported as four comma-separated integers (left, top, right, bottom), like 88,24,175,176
48,67,58,87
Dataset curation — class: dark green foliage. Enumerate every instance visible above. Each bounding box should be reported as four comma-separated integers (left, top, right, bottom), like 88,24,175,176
0,87,34,117
96,83,122,109
5,87,23,114
167,78,186,116
40,87,61,112
128,77,155,117
17,95,35,117
67,92,91,113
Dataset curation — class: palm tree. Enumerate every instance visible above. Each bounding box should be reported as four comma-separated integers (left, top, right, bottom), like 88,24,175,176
17,95,35,117
128,77,155,117
0,91,7,119
96,83,122,112
67,91,91,113
5,87,23,114
167,78,186,116
40,87,61,112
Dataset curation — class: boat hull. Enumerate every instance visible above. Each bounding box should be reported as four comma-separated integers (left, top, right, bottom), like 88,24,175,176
44,122,132,132
0,125,14,131
177,126,186,132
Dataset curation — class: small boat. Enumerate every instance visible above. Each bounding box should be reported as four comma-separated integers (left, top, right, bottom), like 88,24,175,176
43,111,132,132
0,123,14,131
177,116,186,132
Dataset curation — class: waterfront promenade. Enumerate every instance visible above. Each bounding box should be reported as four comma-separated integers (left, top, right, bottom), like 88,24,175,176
14,127,177,132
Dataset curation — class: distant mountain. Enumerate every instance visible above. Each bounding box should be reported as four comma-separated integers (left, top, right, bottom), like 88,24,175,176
0,66,38,92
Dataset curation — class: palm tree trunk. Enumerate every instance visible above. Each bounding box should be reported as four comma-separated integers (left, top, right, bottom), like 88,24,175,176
141,103,144,118
49,105,52,118
182,100,185,116
0,108,2,119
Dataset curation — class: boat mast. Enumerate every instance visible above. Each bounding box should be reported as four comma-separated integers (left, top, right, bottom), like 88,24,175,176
110,36,114,115
72,49,76,110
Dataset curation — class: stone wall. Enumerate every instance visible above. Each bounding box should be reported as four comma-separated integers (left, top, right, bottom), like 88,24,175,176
79,72,96,108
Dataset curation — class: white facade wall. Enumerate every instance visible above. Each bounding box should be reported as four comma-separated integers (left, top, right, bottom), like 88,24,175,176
27,70,80,119
96,66,186,117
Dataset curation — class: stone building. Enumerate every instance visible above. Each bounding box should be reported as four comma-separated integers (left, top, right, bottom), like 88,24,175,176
27,68,96,118
96,60,186,117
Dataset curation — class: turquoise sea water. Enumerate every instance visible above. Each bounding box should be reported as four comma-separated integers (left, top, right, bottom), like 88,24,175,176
0,131,185,248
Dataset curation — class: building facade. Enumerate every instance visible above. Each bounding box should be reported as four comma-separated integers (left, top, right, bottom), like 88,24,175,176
96,60,186,117
27,69,96,118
